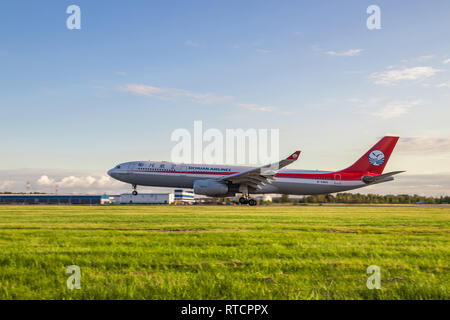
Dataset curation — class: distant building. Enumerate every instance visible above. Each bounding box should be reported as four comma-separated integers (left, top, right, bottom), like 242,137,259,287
101,194,114,205
255,194,273,202
0,194,101,205
174,189,195,203
0,189,204,205
113,193,174,205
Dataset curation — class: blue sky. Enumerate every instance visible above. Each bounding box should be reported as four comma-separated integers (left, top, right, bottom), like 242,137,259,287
1,1,450,195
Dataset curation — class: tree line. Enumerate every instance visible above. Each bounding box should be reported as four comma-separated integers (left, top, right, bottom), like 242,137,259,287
272,193,450,204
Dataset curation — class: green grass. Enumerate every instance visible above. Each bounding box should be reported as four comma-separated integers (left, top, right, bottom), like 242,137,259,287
0,205,448,300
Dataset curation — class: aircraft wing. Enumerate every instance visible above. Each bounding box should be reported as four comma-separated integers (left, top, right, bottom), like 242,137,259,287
219,151,301,190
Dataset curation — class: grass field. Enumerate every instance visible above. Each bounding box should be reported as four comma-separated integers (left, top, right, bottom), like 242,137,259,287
0,205,448,300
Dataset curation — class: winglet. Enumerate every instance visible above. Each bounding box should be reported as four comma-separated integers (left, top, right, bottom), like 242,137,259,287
222,150,302,184
286,151,301,160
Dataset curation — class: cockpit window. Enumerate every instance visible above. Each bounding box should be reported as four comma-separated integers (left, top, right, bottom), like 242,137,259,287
116,165,121,169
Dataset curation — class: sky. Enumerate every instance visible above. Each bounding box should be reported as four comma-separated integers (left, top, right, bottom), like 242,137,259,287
1,0,450,196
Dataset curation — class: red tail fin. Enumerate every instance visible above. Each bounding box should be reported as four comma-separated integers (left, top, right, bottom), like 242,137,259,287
340,136,399,175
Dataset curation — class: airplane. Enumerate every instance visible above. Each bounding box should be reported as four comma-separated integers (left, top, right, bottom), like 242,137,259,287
107,136,404,206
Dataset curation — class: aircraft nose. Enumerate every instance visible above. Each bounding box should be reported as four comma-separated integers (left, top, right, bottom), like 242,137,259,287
107,169,116,178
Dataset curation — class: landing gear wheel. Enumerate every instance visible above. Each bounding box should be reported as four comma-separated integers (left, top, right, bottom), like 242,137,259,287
239,197,249,205
248,199,257,206
132,190,138,196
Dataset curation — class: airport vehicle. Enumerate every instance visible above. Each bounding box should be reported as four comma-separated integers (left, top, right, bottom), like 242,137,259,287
108,136,403,205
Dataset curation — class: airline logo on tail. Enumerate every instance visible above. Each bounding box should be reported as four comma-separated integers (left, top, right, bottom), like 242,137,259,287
340,136,399,175
368,150,385,166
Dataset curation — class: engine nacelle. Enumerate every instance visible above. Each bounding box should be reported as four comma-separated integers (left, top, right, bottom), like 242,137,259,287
193,179,229,197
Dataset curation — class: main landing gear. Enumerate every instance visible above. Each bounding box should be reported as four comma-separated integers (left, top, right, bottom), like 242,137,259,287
132,184,138,196
238,185,257,206
239,196,257,206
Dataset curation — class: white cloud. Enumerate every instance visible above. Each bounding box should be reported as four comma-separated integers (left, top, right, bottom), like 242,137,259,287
436,82,450,88
0,180,14,190
416,55,435,62
236,103,277,112
399,55,435,64
37,175,111,189
184,40,199,47
310,44,321,52
97,175,112,187
121,84,233,105
59,176,97,188
37,175,55,186
443,58,450,64
326,49,363,57
122,84,281,113
255,49,271,54
0,169,182,195
31,171,130,193
370,66,440,85
346,98,364,104
397,136,450,154
371,100,422,119
122,84,165,96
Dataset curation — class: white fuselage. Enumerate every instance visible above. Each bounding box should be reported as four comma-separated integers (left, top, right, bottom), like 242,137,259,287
108,161,367,195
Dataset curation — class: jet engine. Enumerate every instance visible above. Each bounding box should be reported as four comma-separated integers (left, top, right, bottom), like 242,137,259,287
193,179,229,197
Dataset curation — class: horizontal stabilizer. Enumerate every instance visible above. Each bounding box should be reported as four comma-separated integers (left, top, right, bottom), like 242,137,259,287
362,171,405,184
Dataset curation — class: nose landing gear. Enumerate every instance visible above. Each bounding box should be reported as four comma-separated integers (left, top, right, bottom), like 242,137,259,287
132,184,138,196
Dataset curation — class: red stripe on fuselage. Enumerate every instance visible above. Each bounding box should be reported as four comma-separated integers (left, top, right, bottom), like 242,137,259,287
131,170,370,181
132,170,238,175
275,172,370,181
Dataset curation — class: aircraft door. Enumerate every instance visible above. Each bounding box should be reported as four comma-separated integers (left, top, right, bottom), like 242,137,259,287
334,174,342,185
